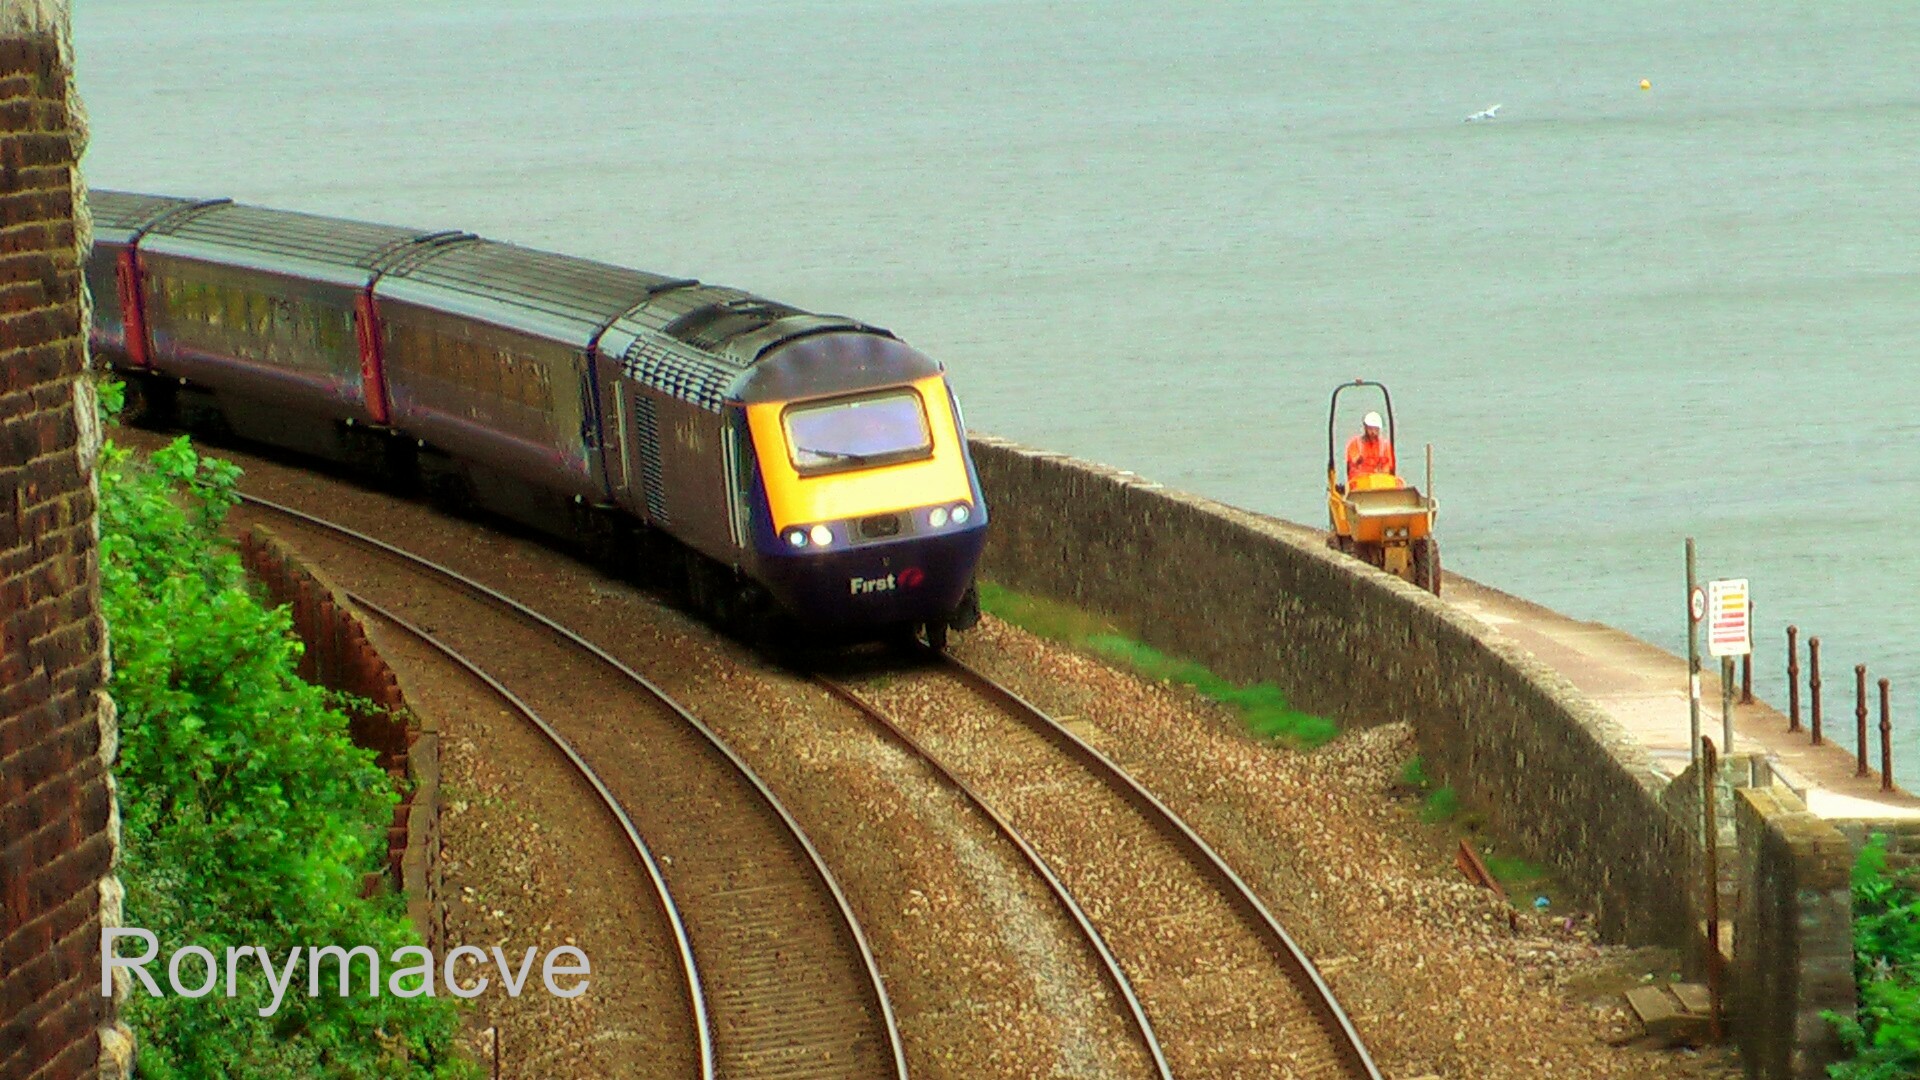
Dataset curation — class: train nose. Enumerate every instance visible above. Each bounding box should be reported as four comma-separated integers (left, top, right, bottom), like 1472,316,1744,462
762,527,987,631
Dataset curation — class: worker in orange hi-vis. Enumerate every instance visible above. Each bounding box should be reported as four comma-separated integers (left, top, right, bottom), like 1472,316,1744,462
1345,410,1397,484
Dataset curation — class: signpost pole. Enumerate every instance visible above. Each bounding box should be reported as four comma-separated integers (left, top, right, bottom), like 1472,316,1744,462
1721,656,1736,758
1688,538,1702,765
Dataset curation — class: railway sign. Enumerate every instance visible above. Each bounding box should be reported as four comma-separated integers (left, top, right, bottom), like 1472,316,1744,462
1705,579,1751,657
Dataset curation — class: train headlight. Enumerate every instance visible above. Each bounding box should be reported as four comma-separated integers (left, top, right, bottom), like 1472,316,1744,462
929,507,950,528
786,529,809,548
810,524,834,547
951,504,971,525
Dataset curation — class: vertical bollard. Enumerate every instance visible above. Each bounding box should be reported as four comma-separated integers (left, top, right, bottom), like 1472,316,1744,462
1787,626,1801,732
1881,679,1894,793
1810,637,1824,745
1857,665,1871,777
1741,601,1754,704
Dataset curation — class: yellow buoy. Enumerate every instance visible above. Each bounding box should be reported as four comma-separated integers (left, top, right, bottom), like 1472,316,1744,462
1640,79,1652,90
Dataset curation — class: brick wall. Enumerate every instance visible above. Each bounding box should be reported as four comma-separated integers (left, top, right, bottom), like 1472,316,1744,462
0,2,131,1077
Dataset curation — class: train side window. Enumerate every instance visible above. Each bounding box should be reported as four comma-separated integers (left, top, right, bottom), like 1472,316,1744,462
724,417,752,550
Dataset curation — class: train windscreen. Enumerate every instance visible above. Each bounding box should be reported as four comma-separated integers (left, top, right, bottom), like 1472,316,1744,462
783,390,932,475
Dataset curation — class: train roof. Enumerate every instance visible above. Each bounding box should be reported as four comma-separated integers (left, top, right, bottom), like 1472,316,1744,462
90,189,932,408
376,239,685,347
735,332,942,404
88,189,229,248
135,198,436,288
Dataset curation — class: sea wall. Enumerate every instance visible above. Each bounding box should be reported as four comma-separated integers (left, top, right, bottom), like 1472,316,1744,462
1732,785,1853,1078
967,434,1695,943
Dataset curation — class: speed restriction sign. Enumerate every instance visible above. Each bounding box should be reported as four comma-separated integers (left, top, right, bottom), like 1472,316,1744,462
1689,586,1706,623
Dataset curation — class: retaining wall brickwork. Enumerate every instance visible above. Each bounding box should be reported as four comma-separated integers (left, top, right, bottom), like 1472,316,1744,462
0,3,132,1075
236,526,445,952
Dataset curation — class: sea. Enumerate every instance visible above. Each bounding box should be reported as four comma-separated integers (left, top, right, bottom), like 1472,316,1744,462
70,0,1920,762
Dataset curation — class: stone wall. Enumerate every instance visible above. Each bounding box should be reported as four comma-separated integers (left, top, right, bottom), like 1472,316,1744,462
0,2,131,1076
1732,785,1853,1078
968,435,1695,943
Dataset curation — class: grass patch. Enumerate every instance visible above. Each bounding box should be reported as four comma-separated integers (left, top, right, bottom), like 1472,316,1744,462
1483,854,1550,891
978,581,1339,749
1398,754,1431,790
1420,785,1462,823
977,581,1123,641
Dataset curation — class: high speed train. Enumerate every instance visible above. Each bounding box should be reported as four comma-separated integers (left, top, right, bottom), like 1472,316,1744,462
86,190,987,649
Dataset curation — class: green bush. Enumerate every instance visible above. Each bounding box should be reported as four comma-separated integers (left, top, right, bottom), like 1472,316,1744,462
1827,835,1920,1079
99,426,474,1078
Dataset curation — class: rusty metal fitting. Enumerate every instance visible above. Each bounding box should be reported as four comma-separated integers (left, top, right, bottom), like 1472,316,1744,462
1857,665,1871,778
1786,626,1801,733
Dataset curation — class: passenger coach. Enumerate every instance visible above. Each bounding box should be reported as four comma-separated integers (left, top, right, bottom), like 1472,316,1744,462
88,190,987,649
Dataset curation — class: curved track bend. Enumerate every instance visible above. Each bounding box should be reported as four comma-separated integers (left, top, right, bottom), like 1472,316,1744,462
240,494,908,1080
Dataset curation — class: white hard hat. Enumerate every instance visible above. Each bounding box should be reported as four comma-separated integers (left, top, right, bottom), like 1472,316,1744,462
1362,411,1383,430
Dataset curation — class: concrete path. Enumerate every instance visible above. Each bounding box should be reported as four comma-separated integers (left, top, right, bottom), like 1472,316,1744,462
1445,575,1920,821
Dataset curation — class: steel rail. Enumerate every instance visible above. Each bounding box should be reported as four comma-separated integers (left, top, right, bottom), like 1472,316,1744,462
940,652,1386,1080
349,592,716,1080
817,676,1176,1080
237,492,911,1080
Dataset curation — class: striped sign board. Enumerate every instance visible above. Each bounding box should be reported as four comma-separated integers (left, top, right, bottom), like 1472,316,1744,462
1706,578,1751,658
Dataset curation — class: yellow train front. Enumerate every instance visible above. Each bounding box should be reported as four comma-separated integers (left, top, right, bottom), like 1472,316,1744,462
595,300,989,650
734,331,987,647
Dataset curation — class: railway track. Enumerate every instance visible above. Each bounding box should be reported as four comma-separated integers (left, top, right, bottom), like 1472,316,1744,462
239,495,908,1080
826,655,1384,1079
343,592,709,1075
817,677,1176,1079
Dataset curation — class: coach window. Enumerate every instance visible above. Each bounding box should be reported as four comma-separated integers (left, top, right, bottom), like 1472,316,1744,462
783,390,932,476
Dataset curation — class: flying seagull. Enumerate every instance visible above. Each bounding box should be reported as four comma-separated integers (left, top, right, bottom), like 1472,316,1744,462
1464,104,1502,122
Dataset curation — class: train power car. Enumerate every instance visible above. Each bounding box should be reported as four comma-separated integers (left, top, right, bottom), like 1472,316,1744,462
87,189,987,649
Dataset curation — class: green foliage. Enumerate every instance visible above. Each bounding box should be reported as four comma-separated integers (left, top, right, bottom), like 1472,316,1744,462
976,581,1122,641
976,581,1340,748
1482,854,1549,890
98,427,474,1078
1398,755,1430,789
1420,785,1462,824
1827,835,1920,1079
1083,634,1340,748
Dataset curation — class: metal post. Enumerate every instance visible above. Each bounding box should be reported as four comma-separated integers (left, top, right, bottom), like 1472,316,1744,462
1857,665,1871,777
1740,601,1753,704
1425,443,1434,504
1787,626,1801,732
1880,679,1894,793
1721,656,1736,758
1687,539,1702,764
1810,637,1823,745
1701,735,1723,1042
